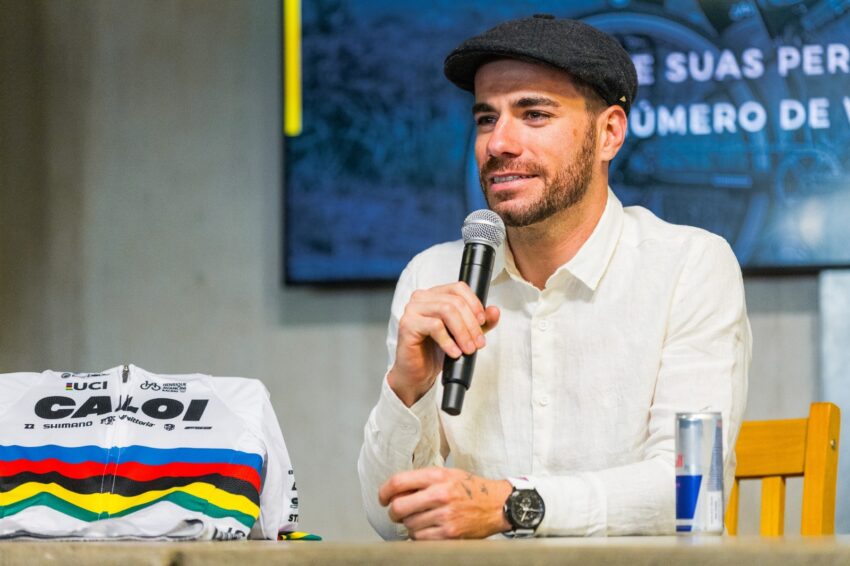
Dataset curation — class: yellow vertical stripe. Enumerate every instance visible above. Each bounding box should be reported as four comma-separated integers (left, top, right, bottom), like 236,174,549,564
283,0,302,136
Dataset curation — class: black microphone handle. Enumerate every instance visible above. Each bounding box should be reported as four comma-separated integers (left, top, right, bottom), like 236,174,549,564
441,243,496,415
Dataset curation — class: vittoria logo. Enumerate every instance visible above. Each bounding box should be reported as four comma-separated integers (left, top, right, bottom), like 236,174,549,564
65,381,108,391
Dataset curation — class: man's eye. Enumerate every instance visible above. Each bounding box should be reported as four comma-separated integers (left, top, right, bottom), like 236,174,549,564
476,115,496,126
525,111,548,120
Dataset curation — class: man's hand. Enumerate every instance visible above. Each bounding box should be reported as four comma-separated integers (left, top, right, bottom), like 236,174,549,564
378,467,512,540
388,282,500,407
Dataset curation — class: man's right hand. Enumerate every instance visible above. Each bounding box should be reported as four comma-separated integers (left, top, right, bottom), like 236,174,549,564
388,282,500,407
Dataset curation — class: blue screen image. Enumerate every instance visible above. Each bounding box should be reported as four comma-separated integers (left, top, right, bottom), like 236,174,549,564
285,0,850,283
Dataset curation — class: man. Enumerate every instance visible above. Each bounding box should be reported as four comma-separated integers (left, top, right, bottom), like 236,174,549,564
358,15,750,539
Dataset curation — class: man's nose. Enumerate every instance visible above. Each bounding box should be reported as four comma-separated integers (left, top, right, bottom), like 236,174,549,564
486,117,523,158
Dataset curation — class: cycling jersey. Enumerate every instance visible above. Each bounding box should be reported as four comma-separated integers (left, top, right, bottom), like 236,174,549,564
0,365,298,540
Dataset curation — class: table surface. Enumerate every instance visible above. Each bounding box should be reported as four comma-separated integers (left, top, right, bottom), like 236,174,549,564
2,536,850,566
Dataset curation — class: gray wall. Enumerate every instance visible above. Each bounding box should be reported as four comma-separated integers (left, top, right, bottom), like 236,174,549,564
742,276,820,535
0,0,827,540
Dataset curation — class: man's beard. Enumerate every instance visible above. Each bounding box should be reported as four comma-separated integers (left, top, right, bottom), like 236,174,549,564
479,126,597,228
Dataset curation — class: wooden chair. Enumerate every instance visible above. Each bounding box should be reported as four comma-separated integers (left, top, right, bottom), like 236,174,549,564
725,402,841,536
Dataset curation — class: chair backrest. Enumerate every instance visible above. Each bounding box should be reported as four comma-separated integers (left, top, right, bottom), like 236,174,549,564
725,402,841,536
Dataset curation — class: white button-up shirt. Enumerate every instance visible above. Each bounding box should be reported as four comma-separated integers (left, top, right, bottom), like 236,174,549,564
358,189,750,538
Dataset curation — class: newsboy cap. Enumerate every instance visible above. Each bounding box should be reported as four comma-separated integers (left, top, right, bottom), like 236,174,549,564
444,14,638,114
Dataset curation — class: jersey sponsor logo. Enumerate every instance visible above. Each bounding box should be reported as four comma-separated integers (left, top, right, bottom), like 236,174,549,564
140,381,187,393
43,421,94,429
59,372,108,379
212,526,247,540
65,381,107,391
117,414,155,428
33,396,210,422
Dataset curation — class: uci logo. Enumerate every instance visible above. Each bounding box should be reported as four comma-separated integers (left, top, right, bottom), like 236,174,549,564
65,381,108,391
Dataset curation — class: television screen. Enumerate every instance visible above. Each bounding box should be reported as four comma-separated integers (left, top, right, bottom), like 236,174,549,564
284,0,850,284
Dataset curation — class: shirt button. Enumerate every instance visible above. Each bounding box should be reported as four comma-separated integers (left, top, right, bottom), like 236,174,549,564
536,396,550,407
538,320,549,331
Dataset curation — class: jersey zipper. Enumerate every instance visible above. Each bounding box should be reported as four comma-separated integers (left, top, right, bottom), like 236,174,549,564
103,364,130,518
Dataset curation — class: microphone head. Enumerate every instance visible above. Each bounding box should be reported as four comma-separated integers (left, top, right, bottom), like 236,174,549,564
462,209,506,248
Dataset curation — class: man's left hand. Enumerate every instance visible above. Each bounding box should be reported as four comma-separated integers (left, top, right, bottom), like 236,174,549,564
378,467,513,540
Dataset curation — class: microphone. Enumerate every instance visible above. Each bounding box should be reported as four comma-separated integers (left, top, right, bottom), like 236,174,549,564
441,209,506,416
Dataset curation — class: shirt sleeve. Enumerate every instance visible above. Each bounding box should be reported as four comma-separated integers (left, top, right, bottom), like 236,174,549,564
530,234,751,536
255,382,299,539
357,259,448,540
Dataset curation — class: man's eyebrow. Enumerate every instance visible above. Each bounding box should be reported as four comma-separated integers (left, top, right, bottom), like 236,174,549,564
471,97,561,115
515,96,561,108
472,102,495,115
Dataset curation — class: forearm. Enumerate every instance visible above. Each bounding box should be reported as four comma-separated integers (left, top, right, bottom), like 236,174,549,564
357,378,444,539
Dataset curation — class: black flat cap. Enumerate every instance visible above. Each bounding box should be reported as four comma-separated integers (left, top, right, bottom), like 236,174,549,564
444,14,638,114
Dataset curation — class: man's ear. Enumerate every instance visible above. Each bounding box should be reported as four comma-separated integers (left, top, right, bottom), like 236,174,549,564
597,105,627,163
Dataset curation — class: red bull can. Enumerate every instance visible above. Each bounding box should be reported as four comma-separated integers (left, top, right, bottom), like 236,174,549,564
675,412,724,534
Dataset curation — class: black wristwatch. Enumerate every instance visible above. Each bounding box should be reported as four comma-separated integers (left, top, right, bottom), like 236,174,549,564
502,477,545,537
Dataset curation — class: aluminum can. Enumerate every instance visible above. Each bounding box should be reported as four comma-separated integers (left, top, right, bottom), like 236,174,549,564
675,412,724,534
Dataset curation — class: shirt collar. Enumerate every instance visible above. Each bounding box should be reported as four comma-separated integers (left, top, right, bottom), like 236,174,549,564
560,187,624,291
490,187,624,291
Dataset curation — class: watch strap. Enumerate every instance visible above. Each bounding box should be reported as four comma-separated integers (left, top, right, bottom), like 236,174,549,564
503,527,535,538
507,476,534,490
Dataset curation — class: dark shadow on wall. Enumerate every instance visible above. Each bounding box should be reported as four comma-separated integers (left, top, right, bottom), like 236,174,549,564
0,1,91,371
0,1,50,370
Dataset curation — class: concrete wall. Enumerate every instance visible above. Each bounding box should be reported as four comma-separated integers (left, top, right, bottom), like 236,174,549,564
0,0,826,539
741,276,820,535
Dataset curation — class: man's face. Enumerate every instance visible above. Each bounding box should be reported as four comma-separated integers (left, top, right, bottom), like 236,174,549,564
473,59,598,227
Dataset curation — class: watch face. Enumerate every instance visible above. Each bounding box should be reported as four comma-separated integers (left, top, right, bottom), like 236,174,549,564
507,489,545,530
